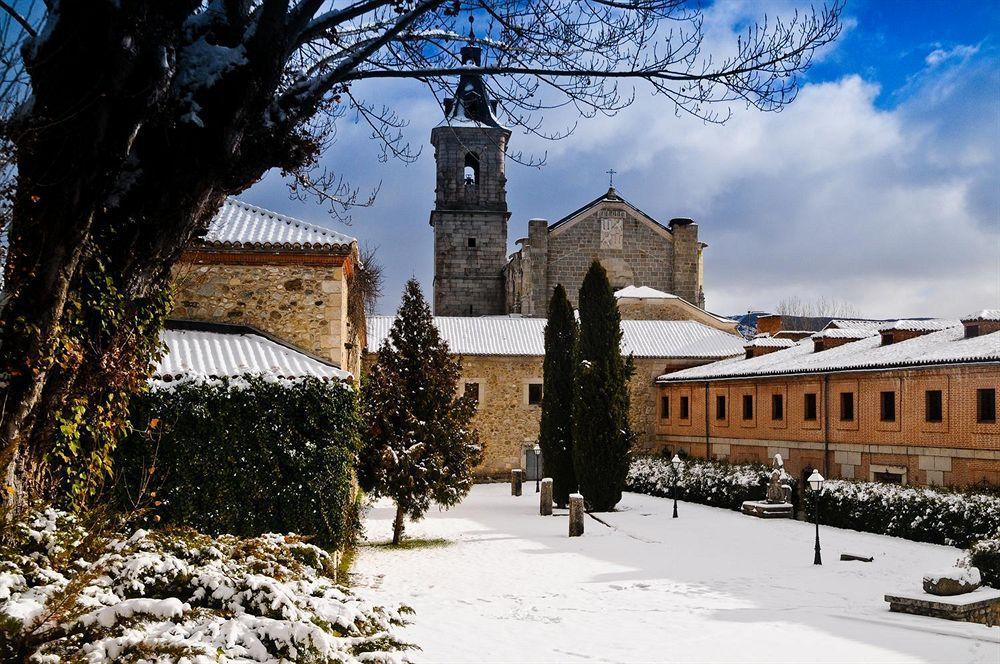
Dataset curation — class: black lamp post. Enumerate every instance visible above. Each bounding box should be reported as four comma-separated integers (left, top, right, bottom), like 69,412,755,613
671,454,682,518
807,469,825,565
533,444,541,493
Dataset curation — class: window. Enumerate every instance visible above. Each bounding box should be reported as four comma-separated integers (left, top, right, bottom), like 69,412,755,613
881,333,894,346
464,382,480,405
742,394,754,420
880,391,896,422
965,324,980,339
873,471,904,484
839,392,855,421
771,394,784,421
463,152,479,184
660,395,670,419
804,393,818,421
977,388,996,423
467,237,477,248
679,396,690,420
528,382,543,406
715,395,726,420
925,390,943,422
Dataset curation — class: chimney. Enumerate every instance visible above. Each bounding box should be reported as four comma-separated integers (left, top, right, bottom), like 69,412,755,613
743,335,795,359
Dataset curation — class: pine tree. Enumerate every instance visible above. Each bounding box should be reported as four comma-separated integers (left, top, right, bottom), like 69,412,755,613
539,284,578,508
572,261,635,511
359,279,482,545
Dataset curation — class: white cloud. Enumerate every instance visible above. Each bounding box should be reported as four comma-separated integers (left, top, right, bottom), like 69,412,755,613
925,43,980,67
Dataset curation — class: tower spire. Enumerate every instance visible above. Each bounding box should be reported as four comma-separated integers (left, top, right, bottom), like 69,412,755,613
443,14,502,127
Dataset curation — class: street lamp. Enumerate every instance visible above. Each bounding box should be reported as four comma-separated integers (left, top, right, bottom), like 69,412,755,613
807,469,825,565
533,444,541,493
671,454,683,518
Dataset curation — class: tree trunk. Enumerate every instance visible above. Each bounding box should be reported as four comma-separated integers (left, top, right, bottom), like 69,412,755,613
392,503,406,546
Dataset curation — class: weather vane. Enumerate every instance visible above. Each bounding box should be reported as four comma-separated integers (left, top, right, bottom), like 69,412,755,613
606,168,617,187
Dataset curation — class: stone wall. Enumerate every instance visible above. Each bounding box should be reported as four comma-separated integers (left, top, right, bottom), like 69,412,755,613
171,252,353,372
654,364,1000,487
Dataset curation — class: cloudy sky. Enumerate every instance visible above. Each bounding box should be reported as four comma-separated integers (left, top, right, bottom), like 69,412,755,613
246,0,999,318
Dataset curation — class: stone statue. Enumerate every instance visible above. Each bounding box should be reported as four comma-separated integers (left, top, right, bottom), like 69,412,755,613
765,454,792,504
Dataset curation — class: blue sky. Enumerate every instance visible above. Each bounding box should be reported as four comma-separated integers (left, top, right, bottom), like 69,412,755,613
247,0,999,318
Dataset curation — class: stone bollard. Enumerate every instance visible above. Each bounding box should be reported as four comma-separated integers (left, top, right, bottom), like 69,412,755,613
540,478,553,516
511,469,523,496
569,493,585,537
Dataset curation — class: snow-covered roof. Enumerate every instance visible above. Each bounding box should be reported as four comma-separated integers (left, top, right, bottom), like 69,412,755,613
366,315,745,359
614,285,677,300
824,319,892,331
744,336,796,348
877,319,959,332
963,309,1000,322
155,325,350,384
658,325,1000,382
811,328,878,340
198,199,355,252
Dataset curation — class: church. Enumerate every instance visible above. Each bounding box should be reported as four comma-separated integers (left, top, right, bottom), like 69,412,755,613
429,35,706,317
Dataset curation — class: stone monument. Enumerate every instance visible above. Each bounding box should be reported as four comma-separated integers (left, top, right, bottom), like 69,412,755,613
741,454,794,519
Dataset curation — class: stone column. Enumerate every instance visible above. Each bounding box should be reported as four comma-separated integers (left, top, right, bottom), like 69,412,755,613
569,493,584,537
511,469,523,496
540,478,553,515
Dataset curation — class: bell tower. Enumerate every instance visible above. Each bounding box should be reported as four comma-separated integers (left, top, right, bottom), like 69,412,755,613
430,21,511,316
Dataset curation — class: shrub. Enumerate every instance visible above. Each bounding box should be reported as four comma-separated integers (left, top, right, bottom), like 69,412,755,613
0,507,409,662
803,479,1000,548
117,375,361,550
968,538,1000,588
627,455,795,511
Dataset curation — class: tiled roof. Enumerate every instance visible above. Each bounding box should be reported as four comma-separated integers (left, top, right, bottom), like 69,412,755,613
366,315,745,359
198,199,355,252
744,336,796,348
877,319,960,332
658,324,999,382
155,325,350,384
615,285,677,300
825,319,890,331
547,187,671,234
811,328,877,340
963,309,1000,322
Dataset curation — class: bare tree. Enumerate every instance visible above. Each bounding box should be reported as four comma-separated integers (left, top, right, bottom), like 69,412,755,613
0,0,843,504
776,295,859,318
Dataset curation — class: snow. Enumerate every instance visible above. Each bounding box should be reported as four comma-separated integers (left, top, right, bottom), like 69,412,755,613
923,567,981,586
353,484,998,663
367,315,745,359
877,319,960,332
963,309,1000,322
614,285,678,300
204,198,356,250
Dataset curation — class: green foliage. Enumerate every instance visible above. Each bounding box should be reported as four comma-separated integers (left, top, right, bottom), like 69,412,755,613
572,262,634,511
359,279,481,541
969,538,1000,587
117,375,361,550
802,479,1000,548
539,284,578,507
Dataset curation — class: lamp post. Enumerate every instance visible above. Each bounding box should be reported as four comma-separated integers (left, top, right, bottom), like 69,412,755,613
533,444,541,493
807,469,825,565
671,454,683,518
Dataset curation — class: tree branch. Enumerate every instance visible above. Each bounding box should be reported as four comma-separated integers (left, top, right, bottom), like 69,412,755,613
0,0,37,37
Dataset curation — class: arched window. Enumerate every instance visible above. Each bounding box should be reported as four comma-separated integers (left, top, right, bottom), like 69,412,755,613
463,152,479,185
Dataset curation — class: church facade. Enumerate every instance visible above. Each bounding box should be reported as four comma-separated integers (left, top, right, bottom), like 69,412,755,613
430,37,706,316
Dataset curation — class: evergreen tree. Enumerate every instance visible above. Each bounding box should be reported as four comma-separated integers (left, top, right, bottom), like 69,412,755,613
539,284,578,508
572,262,635,511
359,279,482,544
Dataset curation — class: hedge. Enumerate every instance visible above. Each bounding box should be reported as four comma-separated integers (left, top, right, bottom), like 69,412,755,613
969,538,1000,588
626,455,797,512
117,375,362,550
804,480,1000,548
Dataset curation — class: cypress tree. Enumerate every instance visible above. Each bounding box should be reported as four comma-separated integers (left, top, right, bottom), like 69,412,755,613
538,284,578,508
572,261,635,511
359,279,482,544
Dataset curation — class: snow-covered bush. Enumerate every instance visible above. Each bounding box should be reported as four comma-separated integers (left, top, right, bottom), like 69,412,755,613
968,538,1000,587
0,507,410,662
627,456,791,511
804,480,1000,548
118,375,361,549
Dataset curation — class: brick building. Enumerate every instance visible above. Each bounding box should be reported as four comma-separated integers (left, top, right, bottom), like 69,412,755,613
366,311,745,479
653,312,1000,487
170,199,364,377
429,31,706,317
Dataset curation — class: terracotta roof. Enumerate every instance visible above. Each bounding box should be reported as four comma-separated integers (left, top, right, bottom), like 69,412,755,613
744,336,796,348
962,309,1000,322
196,199,355,252
366,315,745,359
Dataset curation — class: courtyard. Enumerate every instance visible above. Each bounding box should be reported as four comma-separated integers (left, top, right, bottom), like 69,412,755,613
354,485,999,663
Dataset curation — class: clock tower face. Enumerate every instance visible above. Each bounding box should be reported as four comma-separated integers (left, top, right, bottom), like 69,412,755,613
600,216,624,249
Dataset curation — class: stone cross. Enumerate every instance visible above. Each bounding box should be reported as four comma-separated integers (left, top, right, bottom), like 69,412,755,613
606,168,617,187
569,493,585,537
511,469,523,496
540,478,553,516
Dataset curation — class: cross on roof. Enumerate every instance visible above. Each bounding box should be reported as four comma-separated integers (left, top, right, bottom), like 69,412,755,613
606,168,617,187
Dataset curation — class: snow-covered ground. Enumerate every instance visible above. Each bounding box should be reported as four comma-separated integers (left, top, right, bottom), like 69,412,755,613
353,484,999,663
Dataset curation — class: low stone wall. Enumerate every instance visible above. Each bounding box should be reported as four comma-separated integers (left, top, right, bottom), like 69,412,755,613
885,588,1000,627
